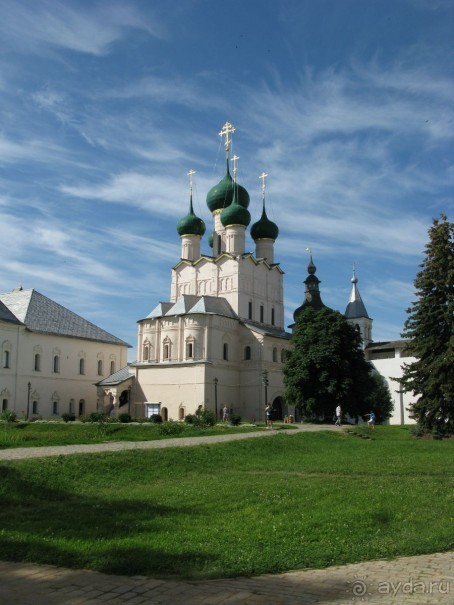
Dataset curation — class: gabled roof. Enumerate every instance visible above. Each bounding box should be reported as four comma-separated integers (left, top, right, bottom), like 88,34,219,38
141,295,238,321
0,288,130,347
96,365,133,386
242,320,291,340
0,300,22,325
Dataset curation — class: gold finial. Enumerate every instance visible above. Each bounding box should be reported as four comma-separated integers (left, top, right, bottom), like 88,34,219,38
187,169,196,194
231,155,240,181
219,122,235,156
259,172,268,200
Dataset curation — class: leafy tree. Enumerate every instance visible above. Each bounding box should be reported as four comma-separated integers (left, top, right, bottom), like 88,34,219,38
365,372,394,424
400,214,454,435
284,306,374,420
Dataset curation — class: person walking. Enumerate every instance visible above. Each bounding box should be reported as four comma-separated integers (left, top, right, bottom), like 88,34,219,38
265,404,273,429
222,405,229,422
335,405,342,426
365,411,376,429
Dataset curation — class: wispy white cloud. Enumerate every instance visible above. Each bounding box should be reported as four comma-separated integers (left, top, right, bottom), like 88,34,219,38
0,0,164,56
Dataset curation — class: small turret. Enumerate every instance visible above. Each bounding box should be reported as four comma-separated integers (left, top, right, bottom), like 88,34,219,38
177,170,206,261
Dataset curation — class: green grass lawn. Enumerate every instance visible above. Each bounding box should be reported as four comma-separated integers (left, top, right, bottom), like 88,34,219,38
0,420,272,448
0,426,452,580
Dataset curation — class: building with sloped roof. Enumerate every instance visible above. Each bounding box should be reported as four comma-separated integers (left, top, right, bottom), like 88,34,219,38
0,287,130,418
97,123,292,422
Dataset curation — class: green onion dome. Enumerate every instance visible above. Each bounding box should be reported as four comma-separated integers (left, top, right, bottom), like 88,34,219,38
250,204,279,241
206,160,250,213
208,231,214,248
220,186,251,227
176,195,206,237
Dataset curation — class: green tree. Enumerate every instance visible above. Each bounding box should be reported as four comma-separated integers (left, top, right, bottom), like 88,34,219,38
365,372,394,424
284,306,374,420
400,214,454,435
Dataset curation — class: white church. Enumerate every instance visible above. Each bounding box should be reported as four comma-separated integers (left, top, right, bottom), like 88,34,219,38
0,122,416,424
96,122,416,425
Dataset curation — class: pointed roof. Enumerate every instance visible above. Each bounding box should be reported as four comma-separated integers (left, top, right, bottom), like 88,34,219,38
345,268,370,319
141,295,237,321
0,288,130,346
293,255,327,321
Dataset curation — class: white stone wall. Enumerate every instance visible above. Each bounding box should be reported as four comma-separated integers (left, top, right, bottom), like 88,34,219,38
0,321,128,419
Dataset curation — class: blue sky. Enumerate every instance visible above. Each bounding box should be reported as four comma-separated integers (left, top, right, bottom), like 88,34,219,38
0,0,452,358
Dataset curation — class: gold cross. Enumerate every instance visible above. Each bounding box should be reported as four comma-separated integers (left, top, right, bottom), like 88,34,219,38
187,169,196,193
219,122,235,153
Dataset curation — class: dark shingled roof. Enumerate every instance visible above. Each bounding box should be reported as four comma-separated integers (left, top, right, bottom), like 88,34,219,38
96,365,133,386
0,288,130,347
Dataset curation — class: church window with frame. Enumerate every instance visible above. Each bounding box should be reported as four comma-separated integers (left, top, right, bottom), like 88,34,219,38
34,353,41,371
244,345,251,360
32,401,38,415
53,355,60,373
53,401,58,415
223,342,229,361
163,338,172,361
3,350,10,368
143,342,150,361
97,359,103,375
272,347,278,362
79,358,85,375
110,360,115,375
186,339,194,359
248,301,253,320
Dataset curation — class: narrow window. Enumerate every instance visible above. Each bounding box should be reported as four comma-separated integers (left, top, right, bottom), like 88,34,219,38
143,344,149,361
223,343,229,361
2,399,7,411
53,401,58,415
163,344,170,360
97,360,103,375
273,347,278,362
271,307,275,326
3,350,10,368
32,401,38,415
244,346,251,360
248,301,252,320
79,358,85,375
186,342,193,359
69,399,75,415
281,349,286,363
110,360,115,375
161,407,168,421
260,305,264,323
79,400,85,416
53,355,60,373
34,353,41,371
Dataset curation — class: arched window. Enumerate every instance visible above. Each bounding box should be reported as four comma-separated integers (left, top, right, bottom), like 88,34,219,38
143,343,149,361
161,407,168,421
163,338,171,361
281,349,286,363
260,305,264,323
272,347,278,362
223,343,229,361
248,301,253,320
69,399,75,415
32,401,38,415
53,401,58,415
53,355,60,373
110,360,115,375
97,359,103,375
3,350,10,368
79,358,85,375
186,339,194,359
271,307,275,326
34,353,41,371
2,399,7,411
179,407,185,420
244,346,251,360
79,400,85,416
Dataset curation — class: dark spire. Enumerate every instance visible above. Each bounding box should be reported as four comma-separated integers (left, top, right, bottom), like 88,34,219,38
293,253,326,321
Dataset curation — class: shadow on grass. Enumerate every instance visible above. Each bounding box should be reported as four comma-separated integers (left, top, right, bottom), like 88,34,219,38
0,465,215,577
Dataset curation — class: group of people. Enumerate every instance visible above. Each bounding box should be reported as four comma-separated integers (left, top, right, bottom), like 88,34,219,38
335,406,376,429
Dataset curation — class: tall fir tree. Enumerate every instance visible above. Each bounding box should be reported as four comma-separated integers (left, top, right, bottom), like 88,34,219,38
400,214,454,435
283,306,375,420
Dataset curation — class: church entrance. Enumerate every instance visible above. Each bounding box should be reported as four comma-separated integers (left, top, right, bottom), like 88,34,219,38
272,396,284,421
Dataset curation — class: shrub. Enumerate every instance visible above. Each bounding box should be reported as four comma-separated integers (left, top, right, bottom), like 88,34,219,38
0,409,16,422
158,421,184,436
118,413,132,423
230,414,242,426
61,413,76,423
29,415,42,422
78,414,90,423
148,414,163,423
184,414,196,425
89,412,107,423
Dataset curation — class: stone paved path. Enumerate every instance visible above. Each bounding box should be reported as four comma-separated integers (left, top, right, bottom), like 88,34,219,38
0,424,452,604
